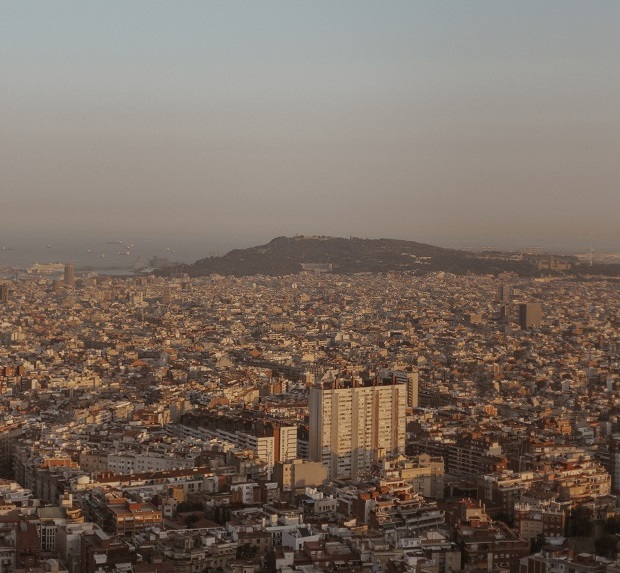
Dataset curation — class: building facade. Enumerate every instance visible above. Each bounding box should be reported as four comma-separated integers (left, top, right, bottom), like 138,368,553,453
309,375,406,479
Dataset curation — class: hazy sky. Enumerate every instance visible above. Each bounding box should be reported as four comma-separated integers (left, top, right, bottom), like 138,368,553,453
1,1,619,255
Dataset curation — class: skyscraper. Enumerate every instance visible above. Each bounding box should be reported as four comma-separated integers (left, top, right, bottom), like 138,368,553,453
64,262,75,288
519,302,542,330
309,374,406,479
497,283,513,303
0,284,8,303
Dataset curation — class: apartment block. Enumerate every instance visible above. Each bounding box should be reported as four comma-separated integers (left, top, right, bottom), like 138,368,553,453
309,374,406,479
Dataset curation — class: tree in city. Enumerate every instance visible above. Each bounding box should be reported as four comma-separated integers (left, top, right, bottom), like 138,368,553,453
595,535,618,558
264,549,277,573
605,515,620,535
177,501,205,513
236,543,258,560
531,533,547,553
569,505,594,537
184,513,200,527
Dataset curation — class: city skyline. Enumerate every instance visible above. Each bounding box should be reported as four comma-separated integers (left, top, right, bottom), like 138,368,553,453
2,4,620,566
1,1,618,252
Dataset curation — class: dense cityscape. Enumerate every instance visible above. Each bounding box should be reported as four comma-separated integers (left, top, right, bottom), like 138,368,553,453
2,0,617,572
0,260,619,573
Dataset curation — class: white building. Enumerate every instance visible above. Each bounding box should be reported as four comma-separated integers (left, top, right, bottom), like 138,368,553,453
309,375,406,479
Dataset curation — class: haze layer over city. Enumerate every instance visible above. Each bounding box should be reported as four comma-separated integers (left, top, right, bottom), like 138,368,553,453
2,4,620,573
1,1,619,258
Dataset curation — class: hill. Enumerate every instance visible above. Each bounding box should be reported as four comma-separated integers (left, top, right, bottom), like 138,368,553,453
171,236,557,277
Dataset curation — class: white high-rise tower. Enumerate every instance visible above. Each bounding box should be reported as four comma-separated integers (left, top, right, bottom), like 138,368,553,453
309,374,406,479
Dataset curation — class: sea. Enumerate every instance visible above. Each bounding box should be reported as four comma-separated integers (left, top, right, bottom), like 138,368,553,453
0,234,233,277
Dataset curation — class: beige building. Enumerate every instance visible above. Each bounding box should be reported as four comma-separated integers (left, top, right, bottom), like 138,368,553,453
407,371,419,408
375,454,445,498
309,375,406,479
274,459,328,494
514,501,566,543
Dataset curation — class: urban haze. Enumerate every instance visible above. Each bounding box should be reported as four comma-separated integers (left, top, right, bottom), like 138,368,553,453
1,1,619,258
1,4,620,573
